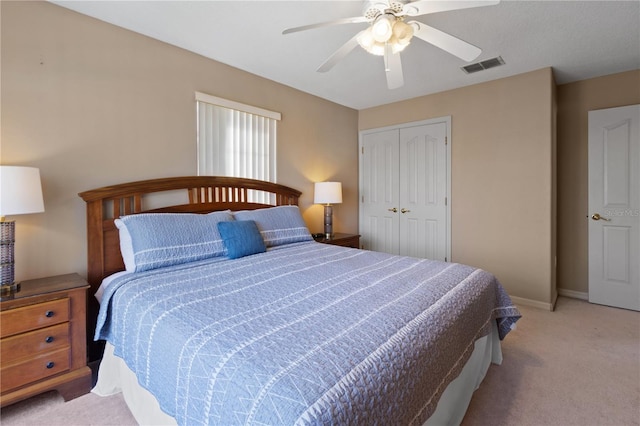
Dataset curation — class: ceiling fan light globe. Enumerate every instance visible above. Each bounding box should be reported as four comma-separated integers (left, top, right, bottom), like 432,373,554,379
373,45,386,56
367,42,386,56
357,26,386,56
392,20,414,44
357,28,375,51
392,40,410,54
372,15,393,42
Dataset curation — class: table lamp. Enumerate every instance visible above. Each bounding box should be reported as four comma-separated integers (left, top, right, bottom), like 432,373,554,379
0,166,45,295
314,182,342,239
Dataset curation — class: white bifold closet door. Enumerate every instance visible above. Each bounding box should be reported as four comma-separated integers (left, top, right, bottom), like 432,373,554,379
360,118,450,261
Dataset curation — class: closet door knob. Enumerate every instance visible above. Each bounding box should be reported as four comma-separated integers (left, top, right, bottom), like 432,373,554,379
388,208,398,213
401,208,411,214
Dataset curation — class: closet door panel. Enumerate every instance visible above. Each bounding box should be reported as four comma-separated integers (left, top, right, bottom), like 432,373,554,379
399,123,448,260
361,129,400,254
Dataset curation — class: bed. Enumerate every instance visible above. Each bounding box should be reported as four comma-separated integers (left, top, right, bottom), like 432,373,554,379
79,176,520,426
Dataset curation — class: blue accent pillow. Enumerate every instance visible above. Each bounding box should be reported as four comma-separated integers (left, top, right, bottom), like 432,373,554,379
233,206,312,247
114,211,233,272
217,220,266,259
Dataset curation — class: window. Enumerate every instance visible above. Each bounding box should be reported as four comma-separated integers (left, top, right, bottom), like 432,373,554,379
196,92,280,202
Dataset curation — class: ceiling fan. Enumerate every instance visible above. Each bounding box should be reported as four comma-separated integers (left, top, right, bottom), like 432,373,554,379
283,0,500,89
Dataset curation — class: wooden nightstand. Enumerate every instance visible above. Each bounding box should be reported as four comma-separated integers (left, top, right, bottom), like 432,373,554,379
0,273,92,408
314,233,360,248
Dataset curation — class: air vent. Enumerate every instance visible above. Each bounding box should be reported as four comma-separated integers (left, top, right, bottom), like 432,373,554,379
461,56,505,74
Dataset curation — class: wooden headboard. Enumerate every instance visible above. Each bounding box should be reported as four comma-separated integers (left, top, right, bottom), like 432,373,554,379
78,176,301,359
78,176,301,290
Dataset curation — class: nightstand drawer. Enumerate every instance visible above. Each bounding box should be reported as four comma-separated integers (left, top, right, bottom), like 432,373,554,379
1,347,71,393
0,298,69,338
1,323,70,364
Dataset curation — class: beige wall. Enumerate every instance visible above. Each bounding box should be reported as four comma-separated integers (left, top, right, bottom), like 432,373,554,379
556,70,640,295
4,2,637,306
1,1,359,282
360,69,556,306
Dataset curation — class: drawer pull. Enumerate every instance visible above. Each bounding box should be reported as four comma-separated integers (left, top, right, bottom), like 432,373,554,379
45,310,55,318
45,336,55,343
46,361,55,369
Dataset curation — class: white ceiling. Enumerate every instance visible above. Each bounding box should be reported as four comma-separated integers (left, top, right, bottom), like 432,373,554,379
51,0,640,110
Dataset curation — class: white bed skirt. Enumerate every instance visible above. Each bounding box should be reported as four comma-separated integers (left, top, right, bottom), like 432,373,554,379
92,322,502,426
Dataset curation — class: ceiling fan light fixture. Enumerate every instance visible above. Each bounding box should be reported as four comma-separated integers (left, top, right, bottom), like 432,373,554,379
389,19,413,52
358,15,414,56
357,28,375,52
391,40,410,54
371,14,394,42
391,20,413,43
364,2,387,19
357,27,383,56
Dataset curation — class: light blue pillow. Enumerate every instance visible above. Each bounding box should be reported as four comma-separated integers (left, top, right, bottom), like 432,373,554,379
233,205,312,247
114,211,233,272
217,220,266,259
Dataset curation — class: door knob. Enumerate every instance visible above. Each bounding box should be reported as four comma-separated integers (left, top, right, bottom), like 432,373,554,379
388,208,398,213
401,208,411,214
591,213,611,221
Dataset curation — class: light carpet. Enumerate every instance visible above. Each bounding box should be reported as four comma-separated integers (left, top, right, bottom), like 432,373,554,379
1,297,638,426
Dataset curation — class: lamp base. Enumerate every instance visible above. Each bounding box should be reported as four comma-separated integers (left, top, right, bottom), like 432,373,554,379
1,281,21,298
323,204,334,239
1,220,17,296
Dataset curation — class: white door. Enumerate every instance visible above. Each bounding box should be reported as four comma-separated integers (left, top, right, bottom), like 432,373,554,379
361,128,400,254
588,104,640,311
399,123,448,260
360,118,450,261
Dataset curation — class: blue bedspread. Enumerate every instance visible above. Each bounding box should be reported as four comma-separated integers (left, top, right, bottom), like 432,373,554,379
96,241,520,425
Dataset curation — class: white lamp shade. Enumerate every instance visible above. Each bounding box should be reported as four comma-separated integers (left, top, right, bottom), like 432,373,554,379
314,182,342,204
0,166,45,217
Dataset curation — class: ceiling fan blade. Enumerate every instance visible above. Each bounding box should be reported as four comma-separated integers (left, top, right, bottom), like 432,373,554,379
402,0,500,17
385,48,404,90
410,21,481,62
283,16,368,35
317,32,361,73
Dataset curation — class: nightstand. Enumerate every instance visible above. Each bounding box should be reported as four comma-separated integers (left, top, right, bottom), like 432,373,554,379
314,233,360,248
0,273,92,407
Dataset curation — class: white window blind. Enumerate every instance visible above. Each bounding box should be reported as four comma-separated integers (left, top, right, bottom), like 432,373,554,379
196,92,280,203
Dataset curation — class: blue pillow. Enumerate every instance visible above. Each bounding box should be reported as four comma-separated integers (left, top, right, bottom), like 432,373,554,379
217,220,266,259
233,206,312,247
114,211,233,272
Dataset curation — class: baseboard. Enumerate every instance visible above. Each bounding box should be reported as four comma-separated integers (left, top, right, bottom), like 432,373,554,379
510,295,555,311
551,290,558,311
511,289,589,312
557,288,589,301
